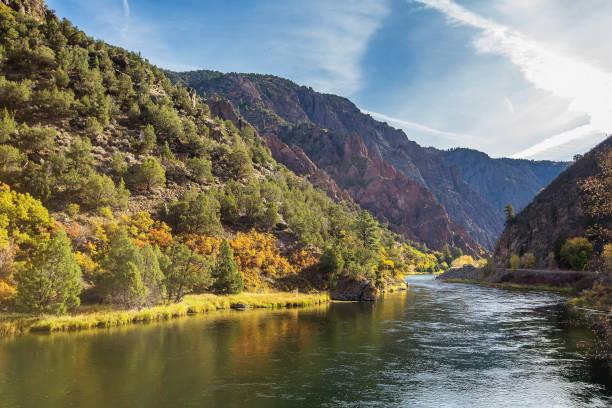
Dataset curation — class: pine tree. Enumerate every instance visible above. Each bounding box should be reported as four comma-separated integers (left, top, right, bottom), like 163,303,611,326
213,240,243,294
140,245,166,306
164,243,210,303
101,228,147,308
353,210,380,252
15,229,82,314
504,204,515,225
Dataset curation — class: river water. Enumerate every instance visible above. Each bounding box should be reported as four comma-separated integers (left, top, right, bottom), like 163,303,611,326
0,274,610,407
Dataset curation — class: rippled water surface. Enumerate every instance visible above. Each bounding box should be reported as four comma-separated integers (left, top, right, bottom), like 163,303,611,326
1,274,610,407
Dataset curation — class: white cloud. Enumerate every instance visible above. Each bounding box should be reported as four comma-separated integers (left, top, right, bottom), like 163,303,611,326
413,0,612,158
361,109,477,144
122,0,130,18
264,1,389,96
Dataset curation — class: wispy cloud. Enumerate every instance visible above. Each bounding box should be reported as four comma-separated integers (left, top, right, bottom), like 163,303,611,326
413,0,612,158
265,0,389,96
361,109,477,143
122,0,130,18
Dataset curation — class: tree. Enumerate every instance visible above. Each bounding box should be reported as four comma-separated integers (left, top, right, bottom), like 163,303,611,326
353,210,380,252
15,229,82,314
130,157,165,191
520,253,536,269
164,243,210,303
508,254,520,270
164,189,221,235
213,239,243,294
220,190,239,224
320,246,344,287
0,108,16,143
504,204,516,225
451,246,463,260
560,237,593,271
81,173,119,209
187,157,213,183
100,228,147,308
259,202,278,231
140,245,166,306
140,124,156,154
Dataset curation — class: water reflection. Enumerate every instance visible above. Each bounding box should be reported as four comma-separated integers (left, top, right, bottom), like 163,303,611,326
0,275,610,407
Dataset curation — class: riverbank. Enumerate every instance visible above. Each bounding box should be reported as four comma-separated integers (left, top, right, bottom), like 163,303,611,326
438,265,596,290
443,278,577,294
0,292,330,336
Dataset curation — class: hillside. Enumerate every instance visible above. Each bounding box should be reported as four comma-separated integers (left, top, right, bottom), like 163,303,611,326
168,70,566,250
494,136,612,270
0,1,452,315
439,148,569,215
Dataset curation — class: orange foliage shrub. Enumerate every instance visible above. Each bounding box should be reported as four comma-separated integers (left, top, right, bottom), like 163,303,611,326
185,235,222,258
230,230,292,290
120,212,173,248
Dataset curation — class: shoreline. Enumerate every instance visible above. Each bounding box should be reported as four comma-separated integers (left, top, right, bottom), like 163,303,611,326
0,292,330,337
442,278,578,294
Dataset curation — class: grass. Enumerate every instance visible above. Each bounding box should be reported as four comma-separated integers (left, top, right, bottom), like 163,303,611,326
443,278,578,294
0,292,330,337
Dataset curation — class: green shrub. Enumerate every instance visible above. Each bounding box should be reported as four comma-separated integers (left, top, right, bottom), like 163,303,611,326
212,240,242,294
520,253,536,268
186,156,213,183
15,229,82,315
508,254,520,269
560,237,593,271
130,157,166,191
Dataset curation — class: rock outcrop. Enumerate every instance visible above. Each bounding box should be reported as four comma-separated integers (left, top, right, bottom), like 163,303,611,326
330,276,378,301
1,0,53,22
494,136,612,268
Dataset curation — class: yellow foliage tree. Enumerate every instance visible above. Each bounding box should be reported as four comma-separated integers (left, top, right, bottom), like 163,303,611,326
230,230,292,290
0,183,54,304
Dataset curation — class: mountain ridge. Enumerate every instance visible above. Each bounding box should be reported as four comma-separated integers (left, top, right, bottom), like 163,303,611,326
168,69,567,250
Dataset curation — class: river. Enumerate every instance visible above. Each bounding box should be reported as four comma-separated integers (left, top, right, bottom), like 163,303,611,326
0,274,610,407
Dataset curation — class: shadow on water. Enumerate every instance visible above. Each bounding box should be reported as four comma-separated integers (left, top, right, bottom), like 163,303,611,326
0,275,610,408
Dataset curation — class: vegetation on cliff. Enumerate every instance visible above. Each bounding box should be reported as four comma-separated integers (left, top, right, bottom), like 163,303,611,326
0,2,446,318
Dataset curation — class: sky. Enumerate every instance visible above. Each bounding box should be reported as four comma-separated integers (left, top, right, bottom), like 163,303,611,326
45,0,612,160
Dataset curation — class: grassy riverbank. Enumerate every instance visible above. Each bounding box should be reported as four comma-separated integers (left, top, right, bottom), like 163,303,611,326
0,292,330,336
443,278,578,294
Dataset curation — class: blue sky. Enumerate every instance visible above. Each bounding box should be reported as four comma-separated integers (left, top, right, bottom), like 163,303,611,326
46,0,612,160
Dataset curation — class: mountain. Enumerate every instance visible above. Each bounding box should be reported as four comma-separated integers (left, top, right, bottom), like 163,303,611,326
0,0,445,314
167,70,566,250
494,136,612,269
168,71,484,254
439,148,569,215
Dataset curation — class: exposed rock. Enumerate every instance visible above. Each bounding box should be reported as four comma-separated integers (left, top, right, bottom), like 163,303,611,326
1,0,52,22
168,70,566,251
230,302,250,310
494,136,612,268
330,276,378,301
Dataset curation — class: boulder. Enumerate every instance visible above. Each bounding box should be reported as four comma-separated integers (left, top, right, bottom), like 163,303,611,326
331,276,378,301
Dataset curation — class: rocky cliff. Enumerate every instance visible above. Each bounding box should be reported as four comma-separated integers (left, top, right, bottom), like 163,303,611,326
439,147,569,215
168,70,566,251
494,136,612,268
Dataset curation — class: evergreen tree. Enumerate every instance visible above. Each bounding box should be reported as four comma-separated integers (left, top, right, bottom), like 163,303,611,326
15,229,82,314
320,246,344,287
353,210,380,252
140,245,166,306
504,204,516,225
164,243,210,303
140,124,156,154
220,190,239,224
213,239,243,294
101,228,147,308
130,157,165,191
